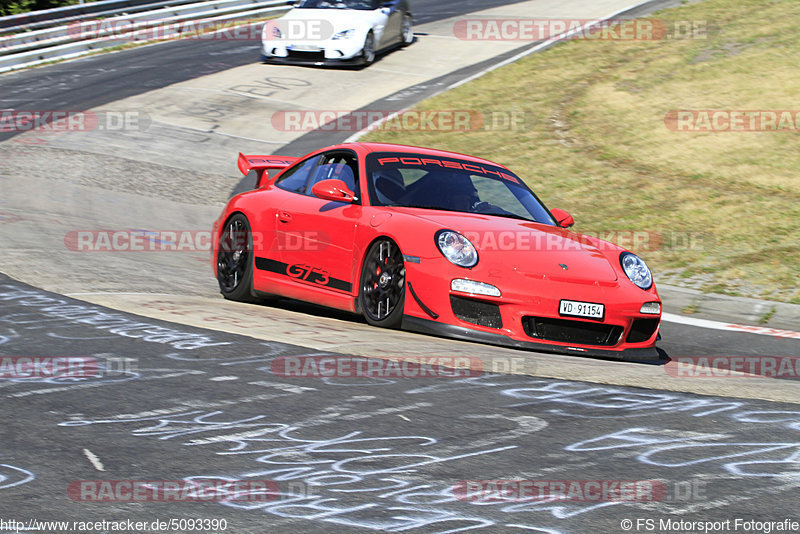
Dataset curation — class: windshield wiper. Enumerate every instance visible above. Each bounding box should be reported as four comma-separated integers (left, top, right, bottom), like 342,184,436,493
482,212,535,222
396,206,535,222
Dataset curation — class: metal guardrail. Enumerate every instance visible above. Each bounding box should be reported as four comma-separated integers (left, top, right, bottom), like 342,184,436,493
0,0,202,35
0,0,213,31
0,0,291,73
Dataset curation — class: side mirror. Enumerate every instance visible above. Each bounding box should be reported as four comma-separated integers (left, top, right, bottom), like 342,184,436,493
550,208,575,228
311,179,356,203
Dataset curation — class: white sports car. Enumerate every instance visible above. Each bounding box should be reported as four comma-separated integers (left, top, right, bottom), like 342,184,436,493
261,0,413,67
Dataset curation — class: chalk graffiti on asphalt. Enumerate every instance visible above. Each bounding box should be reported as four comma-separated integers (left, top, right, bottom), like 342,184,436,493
0,463,34,490
0,285,230,350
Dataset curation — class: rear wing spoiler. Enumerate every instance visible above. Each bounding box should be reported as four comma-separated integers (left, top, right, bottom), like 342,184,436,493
237,153,299,175
237,153,299,187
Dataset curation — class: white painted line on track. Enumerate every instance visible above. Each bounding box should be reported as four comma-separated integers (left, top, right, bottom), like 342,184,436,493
446,0,653,91
661,313,800,340
82,448,105,472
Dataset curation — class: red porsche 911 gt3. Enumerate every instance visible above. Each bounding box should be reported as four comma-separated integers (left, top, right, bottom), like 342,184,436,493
212,142,663,361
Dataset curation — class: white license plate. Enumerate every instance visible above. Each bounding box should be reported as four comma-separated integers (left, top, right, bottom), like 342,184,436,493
288,45,322,52
559,300,604,319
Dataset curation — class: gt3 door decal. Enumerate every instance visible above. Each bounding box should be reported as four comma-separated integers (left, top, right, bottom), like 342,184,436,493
255,257,353,292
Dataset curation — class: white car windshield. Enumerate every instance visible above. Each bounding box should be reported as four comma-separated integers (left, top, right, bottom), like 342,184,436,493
297,0,380,9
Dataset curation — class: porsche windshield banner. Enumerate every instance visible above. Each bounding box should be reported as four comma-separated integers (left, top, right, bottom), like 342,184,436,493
370,152,521,184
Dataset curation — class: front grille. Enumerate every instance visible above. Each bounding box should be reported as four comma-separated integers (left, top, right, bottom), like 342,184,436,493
523,316,623,346
451,295,503,329
627,318,660,343
287,50,325,61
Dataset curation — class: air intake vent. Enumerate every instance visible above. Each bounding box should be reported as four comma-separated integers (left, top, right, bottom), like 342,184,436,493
450,296,503,329
523,316,623,346
627,318,660,343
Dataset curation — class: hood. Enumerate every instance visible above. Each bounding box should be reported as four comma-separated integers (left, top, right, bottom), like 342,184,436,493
392,208,619,283
279,7,378,33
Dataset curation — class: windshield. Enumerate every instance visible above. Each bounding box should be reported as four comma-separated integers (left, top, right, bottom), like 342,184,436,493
297,0,379,9
366,152,557,225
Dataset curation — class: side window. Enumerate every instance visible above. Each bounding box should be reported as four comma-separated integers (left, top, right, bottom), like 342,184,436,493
275,156,320,194
309,152,360,201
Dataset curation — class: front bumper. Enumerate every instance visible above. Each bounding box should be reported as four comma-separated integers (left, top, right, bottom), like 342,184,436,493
402,258,664,362
261,40,365,66
261,53,365,67
402,315,665,363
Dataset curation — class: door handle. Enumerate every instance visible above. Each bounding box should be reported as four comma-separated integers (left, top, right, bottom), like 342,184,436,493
278,211,292,223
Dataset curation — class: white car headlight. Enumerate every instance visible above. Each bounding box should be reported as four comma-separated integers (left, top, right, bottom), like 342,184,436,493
332,29,355,40
620,252,653,290
270,25,282,39
436,230,478,268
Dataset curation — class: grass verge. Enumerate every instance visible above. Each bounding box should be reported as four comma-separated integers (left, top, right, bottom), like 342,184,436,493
364,0,800,303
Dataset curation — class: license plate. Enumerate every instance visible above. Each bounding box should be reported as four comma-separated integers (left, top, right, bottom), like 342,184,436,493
288,44,322,52
559,300,604,319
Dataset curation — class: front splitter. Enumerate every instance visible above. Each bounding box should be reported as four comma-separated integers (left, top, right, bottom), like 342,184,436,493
402,316,667,364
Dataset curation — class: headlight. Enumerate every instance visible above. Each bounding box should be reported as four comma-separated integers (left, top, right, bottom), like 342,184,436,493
270,25,282,39
451,279,500,297
332,29,355,40
620,252,653,290
436,230,478,268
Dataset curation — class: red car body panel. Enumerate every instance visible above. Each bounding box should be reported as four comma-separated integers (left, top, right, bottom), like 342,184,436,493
213,142,663,361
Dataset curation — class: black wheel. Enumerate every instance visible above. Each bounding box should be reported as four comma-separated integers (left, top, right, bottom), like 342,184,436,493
216,213,258,302
401,15,413,46
359,239,405,328
360,31,376,66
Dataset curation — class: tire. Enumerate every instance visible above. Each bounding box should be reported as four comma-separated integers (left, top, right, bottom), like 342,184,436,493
216,213,258,303
359,238,405,328
401,15,413,46
360,31,376,66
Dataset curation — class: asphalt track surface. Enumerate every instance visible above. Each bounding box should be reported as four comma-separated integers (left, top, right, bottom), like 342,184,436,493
0,0,534,145
1,274,799,533
1,0,799,531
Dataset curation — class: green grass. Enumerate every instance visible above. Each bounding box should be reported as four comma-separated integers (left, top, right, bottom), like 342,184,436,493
1,0,87,18
364,0,800,303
